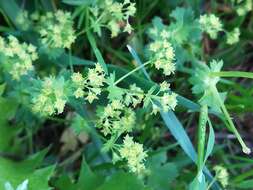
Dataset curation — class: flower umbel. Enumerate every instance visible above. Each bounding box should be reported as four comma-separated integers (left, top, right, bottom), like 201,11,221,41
199,14,223,39
0,35,38,80
226,27,240,45
96,100,136,136
214,165,229,188
149,40,176,76
32,76,67,116
119,135,147,173
71,63,105,103
235,0,252,16
89,0,136,37
38,10,76,49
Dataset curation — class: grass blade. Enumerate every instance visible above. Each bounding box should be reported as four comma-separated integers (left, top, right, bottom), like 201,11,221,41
127,45,151,80
86,31,108,74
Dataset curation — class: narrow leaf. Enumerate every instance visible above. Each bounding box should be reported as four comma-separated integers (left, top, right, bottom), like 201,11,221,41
87,31,108,74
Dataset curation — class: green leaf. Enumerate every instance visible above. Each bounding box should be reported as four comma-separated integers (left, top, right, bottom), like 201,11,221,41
189,173,206,190
0,0,20,28
54,158,104,190
0,150,54,190
95,172,149,190
107,85,124,102
54,175,76,190
146,152,178,190
169,7,201,44
70,114,89,135
197,105,208,174
204,120,215,163
106,73,124,101
0,95,18,152
40,0,54,11
77,158,105,190
0,83,5,95
234,179,253,189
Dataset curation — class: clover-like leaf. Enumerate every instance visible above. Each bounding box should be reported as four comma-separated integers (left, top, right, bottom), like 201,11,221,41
189,60,224,111
169,7,202,44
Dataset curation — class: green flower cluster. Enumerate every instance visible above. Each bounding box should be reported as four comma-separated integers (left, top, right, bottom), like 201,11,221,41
89,0,136,37
0,35,38,80
157,81,177,112
32,76,67,116
37,10,76,49
147,25,176,76
234,0,252,16
214,165,229,188
199,14,241,45
199,14,223,39
71,63,105,103
119,135,147,173
16,10,30,30
97,100,136,136
149,40,176,76
226,27,240,45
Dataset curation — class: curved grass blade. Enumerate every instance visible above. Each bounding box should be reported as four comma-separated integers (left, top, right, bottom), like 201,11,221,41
127,45,151,80
86,31,108,74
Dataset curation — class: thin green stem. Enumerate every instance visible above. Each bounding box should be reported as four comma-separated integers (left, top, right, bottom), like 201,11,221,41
69,49,73,72
0,8,13,28
210,71,253,79
114,61,151,85
211,86,251,154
